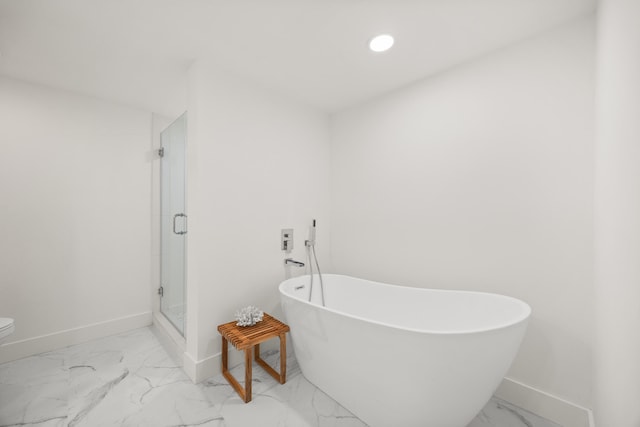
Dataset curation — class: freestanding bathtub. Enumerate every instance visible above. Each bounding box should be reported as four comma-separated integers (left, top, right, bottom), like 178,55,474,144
279,274,530,427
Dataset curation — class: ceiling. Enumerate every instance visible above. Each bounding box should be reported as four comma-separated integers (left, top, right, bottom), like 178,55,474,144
0,0,596,117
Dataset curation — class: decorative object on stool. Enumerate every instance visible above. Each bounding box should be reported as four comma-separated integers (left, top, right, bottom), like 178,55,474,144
235,305,264,326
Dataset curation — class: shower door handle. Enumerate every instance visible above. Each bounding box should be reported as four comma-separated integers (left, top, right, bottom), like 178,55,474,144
173,213,187,235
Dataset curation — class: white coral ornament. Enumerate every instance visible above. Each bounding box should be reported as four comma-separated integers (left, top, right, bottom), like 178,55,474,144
235,306,264,327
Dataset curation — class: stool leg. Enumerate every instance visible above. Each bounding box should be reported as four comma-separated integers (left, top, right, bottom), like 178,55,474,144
254,335,288,385
279,333,286,384
222,336,229,373
244,347,252,403
221,336,249,403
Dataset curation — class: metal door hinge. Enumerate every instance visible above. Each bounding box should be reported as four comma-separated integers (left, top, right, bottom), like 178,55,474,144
158,286,164,297
173,213,187,235
158,147,164,157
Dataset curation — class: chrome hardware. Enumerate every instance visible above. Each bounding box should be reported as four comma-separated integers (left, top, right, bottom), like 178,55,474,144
173,213,187,235
305,219,316,247
285,258,305,267
158,147,164,157
158,286,164,296
294,285,305,290
281,228,293,252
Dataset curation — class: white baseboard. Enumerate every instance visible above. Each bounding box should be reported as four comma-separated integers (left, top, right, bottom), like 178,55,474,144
182,351,198,381
0,311,152,365
183,351,220,383
496,377,594,427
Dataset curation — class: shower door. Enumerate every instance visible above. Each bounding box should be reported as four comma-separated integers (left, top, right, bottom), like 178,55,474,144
160,113,187,335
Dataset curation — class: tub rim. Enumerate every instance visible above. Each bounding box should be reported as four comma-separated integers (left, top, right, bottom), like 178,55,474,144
279,274,532,336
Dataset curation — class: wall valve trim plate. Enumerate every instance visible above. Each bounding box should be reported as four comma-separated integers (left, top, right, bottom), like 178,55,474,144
281,228,293,252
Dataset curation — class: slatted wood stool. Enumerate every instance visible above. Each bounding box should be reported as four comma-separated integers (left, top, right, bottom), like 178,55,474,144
217,313,290,403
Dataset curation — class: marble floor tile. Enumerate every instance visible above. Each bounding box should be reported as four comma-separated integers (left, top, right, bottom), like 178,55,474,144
0,327,561,427
469,398,562,427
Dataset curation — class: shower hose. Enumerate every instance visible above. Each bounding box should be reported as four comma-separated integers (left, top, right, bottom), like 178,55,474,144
306,243,325,307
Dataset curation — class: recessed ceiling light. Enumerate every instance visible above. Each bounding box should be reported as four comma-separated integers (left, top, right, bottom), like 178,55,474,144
369,34,394,53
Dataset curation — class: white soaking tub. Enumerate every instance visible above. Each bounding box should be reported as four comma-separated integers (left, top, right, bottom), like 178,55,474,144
279,274,530,427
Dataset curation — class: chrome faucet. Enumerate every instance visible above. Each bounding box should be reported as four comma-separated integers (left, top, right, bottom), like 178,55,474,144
284,258,305,267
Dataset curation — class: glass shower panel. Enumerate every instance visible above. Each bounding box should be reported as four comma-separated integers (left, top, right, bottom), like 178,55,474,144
160,113,186,335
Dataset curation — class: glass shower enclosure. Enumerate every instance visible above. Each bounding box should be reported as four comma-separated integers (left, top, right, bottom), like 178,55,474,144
160,113,187,335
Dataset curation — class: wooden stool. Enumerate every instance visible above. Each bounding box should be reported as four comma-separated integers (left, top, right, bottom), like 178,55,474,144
217,313,290,403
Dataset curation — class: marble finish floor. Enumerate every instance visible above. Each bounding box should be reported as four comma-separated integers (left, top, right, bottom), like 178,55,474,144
0,327,560,427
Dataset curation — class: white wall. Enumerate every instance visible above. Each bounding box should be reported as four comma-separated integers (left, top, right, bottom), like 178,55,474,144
0,76,153,362
331,18,595,409
184,63,331,379
595,0,640,425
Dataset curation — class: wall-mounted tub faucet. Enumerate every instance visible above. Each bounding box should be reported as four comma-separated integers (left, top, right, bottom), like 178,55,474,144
285,258,305,267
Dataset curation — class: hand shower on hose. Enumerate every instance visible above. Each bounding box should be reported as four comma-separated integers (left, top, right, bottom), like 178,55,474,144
305,219,316,248
305,219,325,306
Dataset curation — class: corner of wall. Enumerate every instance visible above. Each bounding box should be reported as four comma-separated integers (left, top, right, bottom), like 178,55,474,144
182,350,222,383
